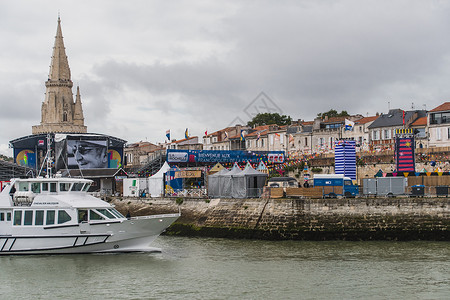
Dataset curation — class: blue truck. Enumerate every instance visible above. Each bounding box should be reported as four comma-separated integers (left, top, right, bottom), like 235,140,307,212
313,174,359,198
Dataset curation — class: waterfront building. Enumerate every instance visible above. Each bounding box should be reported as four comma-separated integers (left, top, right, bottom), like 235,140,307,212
341,115,379,152
428,102,450,148
367,109,427,151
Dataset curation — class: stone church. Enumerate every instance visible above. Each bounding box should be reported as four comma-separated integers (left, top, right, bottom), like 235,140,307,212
32,17,87,134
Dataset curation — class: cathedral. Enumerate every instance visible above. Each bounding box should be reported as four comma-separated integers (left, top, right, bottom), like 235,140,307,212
32,17,87,134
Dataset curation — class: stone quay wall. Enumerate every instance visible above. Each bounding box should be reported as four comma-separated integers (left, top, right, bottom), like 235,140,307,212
111,197,450,241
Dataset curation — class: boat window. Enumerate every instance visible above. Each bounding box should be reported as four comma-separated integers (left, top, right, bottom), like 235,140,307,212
31,183,41,193
71,183,84,192
59,183,71,192
7,212,11,221
78,209,88,222
82,183,91,192
46,210,55,225
42,183,49,192
96,209,116,219
24,211,33,226
18,182,29,192
90,210,105,221
0,212,4,221
50,183,57,193
13,211,22,226
58,210,72,224
35,210,44,226
109,208,125,218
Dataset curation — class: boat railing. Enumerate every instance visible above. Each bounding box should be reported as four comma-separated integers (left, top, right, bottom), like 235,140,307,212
13,191,35,206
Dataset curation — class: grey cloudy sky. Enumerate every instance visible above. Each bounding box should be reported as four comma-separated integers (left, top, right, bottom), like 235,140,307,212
1,0,449,156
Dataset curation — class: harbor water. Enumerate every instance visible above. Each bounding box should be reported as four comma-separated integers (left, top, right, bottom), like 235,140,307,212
0,236,448,299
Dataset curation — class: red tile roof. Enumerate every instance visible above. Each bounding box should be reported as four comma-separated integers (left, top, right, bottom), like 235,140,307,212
411,116,427,126
430,102,450,112
356,116,378,124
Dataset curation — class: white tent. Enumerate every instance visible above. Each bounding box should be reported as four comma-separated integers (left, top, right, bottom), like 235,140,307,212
148,162,171,197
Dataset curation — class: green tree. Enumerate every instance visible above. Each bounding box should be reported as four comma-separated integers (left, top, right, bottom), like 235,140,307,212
247,113,292,127
317,109,349,119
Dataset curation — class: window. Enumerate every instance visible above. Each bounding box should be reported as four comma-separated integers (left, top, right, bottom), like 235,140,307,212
31,183,40,193
90,210,105,221
436,128,442,140
372,130,379,140
261,139,264,148
50,183,57,193
14,211,22,225
58,210,72,224
383,129,391,140
71,183,84,191
78,209,88,222
109,208,124,218
305,137,308,147
46,210,55,225
24,211,33,225
82,184,91,192
42,183,48,192
96,209,116,219
319,138,325,147
35,210,44,226
7,212,11,221
0,212,4,221
18,182,29,191
59,183,71,192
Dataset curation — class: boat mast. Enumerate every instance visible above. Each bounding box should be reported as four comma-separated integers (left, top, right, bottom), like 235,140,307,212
38,134,53,178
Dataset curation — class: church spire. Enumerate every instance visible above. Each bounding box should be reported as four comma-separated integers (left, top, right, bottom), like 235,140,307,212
73,86,85,124
47,17,72,84
32,17,87,135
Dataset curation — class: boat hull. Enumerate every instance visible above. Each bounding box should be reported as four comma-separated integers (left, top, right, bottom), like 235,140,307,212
0,213,179,255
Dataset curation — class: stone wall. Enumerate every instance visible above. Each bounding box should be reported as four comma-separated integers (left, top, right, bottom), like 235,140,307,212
111,196,450,241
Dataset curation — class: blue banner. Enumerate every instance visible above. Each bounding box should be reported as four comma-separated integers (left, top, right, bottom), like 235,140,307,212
166,150,285,164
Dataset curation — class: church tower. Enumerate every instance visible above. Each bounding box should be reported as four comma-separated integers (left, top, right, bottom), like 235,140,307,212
32,17,87,134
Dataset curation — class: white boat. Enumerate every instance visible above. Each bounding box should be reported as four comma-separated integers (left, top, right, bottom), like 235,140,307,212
0,176,180,254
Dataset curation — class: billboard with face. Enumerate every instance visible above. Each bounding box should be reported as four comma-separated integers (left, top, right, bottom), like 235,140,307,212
67,139,108,169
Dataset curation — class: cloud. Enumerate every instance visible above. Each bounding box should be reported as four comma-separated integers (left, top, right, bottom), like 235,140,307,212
2,0,450,153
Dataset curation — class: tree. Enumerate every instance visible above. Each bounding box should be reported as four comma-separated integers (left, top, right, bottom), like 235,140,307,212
247,113,292,127
317,109,349,119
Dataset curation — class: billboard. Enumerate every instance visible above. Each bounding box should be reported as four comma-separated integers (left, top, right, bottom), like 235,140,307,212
15,149,36,169
334,140,357,180
166,149,285,164
55,135,123,170
395,137,415,173
67,139,108,169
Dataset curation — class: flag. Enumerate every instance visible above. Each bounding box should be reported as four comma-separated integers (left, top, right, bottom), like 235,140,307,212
166,130,170,141
289,134,294,144
344,119,355,131
402,110,405,125
185,128,189,139
225,131,229,139
240,130,246,141
257,132,261,141
205,129,208,136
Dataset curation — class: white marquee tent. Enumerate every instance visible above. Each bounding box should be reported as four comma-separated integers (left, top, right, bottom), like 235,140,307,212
148,162,171,197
